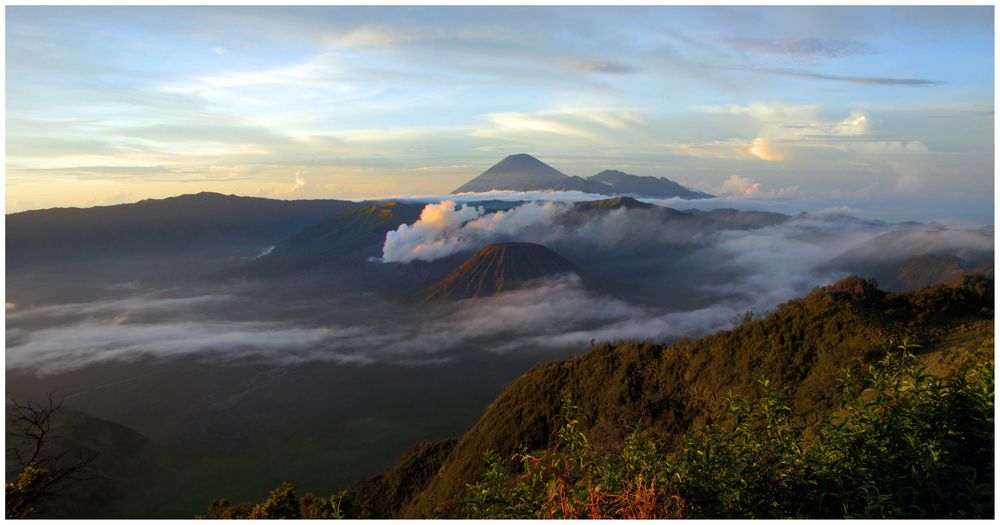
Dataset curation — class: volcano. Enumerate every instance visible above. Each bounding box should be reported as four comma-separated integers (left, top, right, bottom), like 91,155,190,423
451,154,572,193
425,242,579,300
451,154,714,199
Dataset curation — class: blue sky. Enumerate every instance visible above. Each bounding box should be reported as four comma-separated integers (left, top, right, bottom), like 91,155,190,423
5,6,995,222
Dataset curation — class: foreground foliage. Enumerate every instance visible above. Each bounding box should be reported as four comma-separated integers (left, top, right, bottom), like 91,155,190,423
201,276,994,518
463,397,686,519
464,343,994,519
5,397,99,519
201,484,350,519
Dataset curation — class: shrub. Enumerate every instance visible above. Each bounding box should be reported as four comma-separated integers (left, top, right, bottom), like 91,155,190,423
462,396,685,519
466,342,994,519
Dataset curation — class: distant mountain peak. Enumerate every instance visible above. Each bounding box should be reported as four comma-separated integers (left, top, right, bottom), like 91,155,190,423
425,242,578,300
483,153,555,173
453,154,569,193
451,155,714,199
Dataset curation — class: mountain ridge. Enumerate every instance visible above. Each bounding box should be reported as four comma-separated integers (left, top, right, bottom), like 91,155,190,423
387,273,994,516
6,192,359,269
452,154,714,199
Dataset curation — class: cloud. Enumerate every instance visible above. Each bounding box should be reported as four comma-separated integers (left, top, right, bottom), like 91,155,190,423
748,137,788,161
694,101,822,121
754,67,941,87
558,58,636,74
381,200,483,262
832,111,870,136
719,175,763,197
727,37,876,61
688,103,933,160
662,137,787,161
834,223,994,264
6,320,358,375
472,108,648,142
7,210,992,377
382,197,749,264
662,139,759,160
382,200,566,263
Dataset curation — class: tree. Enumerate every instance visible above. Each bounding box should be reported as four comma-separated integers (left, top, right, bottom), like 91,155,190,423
5,395,98,518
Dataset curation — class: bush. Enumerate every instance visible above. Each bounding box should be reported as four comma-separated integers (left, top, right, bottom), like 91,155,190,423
466,342,994,519
462,396,685,519
201,484,350,519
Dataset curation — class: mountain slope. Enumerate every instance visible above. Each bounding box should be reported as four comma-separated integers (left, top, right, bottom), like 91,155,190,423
452,154,572,193
349,439,458,518
6,405,149,518
6,192,358,269
425,242,579,301
242,201,469,296
831,226,994,291
247,201,425,275
451,154,713,199
396,274,994,517
549,175,616,194
590,169,715,199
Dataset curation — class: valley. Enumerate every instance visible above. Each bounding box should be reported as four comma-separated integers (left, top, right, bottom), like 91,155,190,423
5,154,994,518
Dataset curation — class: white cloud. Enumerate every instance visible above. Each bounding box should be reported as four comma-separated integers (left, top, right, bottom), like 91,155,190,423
719,175,763,197
832,111,870,136
382,200,567,263
472,108,648,142
663,137,787,162
748,137,788,161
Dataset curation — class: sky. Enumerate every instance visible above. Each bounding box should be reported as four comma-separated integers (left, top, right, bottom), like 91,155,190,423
4,6,996,222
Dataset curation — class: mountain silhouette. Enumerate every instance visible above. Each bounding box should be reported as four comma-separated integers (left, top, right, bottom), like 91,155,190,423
590,169,715,199
452,154,571,193
451,154,713,199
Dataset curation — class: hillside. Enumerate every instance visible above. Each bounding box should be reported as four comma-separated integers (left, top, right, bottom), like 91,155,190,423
833,248,993,292
590,169,715,199
6,404,149,518
425,243,579,301
393,274,994,516
247,201,424,275
6,192,358,269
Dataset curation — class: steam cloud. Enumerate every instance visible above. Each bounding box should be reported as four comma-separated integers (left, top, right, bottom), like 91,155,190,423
382,200,568,262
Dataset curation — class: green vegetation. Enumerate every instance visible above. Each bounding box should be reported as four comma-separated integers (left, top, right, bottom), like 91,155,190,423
202,274,994,519
5,397,106,518
199,439,456,519
465,343,994,518
463,397,686,519
401,276,993,516
201,483,350,519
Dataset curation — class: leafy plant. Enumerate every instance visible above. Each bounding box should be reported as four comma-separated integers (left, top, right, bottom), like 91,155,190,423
462,396,685,519
466,341,994,519
201,484,350,519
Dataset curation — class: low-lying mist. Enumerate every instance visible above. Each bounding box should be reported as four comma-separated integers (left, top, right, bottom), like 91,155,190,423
8,200,991,377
